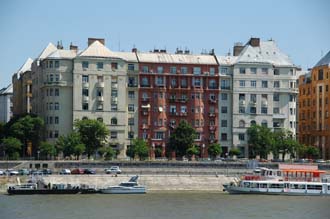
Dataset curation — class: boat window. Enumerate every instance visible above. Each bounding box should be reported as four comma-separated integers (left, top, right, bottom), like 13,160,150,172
260,184,267,188
250,183,258,188
291,184,305,189
243,182,250,188
277,171,282,176
328,186,330,190
269,183,284,189
307,185,322,190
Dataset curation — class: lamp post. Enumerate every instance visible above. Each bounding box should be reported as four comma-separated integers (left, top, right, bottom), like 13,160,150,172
37,150,40,161
202,144,205,161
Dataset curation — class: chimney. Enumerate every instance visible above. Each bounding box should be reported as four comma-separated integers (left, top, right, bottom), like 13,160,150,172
57,40,63,49
70,43,78,53
233,42,244,56
132,47,137,53
88,38,105,46
248,37,260,47
209,48,215,55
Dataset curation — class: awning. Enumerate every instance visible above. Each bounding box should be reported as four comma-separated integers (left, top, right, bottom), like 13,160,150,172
141,104,150,108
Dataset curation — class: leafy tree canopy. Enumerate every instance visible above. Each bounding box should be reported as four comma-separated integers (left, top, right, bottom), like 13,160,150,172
208,143,222,159
133,138,149,161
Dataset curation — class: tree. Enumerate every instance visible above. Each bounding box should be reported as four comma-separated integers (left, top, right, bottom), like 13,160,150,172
297,144,320,159
168,120,196,158
2,137,22,160
208,143,222,160
186,145,200,159
272,129,299,161
126,145,135,159
247,125,273,159
133,138,149,161
8,115,44,157
74,119,108,159
0,122,5,142
56,132,85,159
39,141,56,160
99,146,116,160
229,148,241,157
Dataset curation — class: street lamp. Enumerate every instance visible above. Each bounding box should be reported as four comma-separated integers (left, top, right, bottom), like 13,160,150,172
202,144,205,160
37,150,40,160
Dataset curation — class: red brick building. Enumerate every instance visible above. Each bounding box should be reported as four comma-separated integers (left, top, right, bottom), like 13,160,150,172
136,49,219,159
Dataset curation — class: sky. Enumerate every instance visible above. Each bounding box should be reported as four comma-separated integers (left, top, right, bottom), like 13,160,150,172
0,0,329,88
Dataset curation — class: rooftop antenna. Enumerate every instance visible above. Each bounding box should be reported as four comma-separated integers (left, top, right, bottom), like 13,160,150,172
118,33,121,51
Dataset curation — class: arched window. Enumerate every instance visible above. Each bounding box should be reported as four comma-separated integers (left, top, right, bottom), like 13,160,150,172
97,117,103,123
239,120,245,128
111,117,117,125
261,120,268,128
82,116,88,120
250,120,256,126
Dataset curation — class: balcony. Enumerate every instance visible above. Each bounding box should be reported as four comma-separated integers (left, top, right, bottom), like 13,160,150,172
209,112,216,117
262,100,268,106
83,82,89,88
273,114,286,119
208,86,218,90
97,96,104,102
209,99,217,104
141,111,149,116
82,96,89,102
169,112,178,116
128,83,138,87
179,112,187,116
141,124,149,129
96,81,104,88
209,125,217,131
239,100,246,106
221,86,230,90
249,101,257,106
140,84,150,88
111,83,118,89
111,97,118,104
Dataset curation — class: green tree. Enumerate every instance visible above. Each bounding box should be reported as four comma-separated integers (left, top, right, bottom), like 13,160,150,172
74,119,108,159
208,143,222,160
247,125,273,159
39,141,56,160
8,115,44,157
126,145,135,159
133,138,149,161
186,145,200,159
2,137,22,160
99,146,116,160
229,148,241,157
297,144,320,159
56,132,85,159
168,120,196,158
272,129,299,161
0,122,5,142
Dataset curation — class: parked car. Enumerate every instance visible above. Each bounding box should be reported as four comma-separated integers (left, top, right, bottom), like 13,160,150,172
8,169,19,176
71,168,85,174
59,169,71,175
30,169,43,175
0,170,5,175
42,169,52,175
315,159,326,163
105,166,121,174
18,169,30,175
84,168,96,174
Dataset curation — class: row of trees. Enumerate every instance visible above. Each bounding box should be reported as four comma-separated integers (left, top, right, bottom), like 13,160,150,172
247,125,320,160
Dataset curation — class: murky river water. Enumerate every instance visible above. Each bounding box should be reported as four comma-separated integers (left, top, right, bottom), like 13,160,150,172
1,192,329,219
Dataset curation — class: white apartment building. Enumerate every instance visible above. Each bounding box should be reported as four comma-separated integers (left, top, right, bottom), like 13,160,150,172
231,38,298,157
0,84,13,123
72,39,138,158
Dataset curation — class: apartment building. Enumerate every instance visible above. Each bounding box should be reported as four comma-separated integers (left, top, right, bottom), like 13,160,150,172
299,51,330,159
137,49,219,159
0,84,13,123
230,38,298,157
12,58,33,116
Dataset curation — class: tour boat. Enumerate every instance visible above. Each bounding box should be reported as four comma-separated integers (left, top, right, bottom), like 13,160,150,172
100,175,146,194
7,182,81,195
223,166,330,196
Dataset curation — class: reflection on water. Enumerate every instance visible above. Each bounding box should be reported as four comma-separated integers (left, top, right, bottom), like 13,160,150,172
1,193,330,219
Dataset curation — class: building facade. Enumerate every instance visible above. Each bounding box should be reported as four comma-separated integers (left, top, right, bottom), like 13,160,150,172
0,84,13,123
137,49,219,158
299,51,330,159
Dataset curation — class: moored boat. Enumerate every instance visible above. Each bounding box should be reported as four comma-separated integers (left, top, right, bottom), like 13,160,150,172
100,175,146,194
223,167,330,196
7,182,81,195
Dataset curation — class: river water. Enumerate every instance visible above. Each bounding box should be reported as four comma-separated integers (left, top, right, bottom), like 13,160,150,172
1,192,329,219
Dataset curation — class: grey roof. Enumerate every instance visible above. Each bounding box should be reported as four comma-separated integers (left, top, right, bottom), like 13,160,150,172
115,51,138,62
38,43,57,60
216,55,237,66
136,52,217,65
47,50,77,59
314,50,330,68
15,58,33,79
0,84,13,95
79,41,119,58
236,41,294,67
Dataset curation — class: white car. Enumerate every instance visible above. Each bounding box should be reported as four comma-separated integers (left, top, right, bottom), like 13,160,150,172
105,166,122,174
59,169,71,175
0,170,5,175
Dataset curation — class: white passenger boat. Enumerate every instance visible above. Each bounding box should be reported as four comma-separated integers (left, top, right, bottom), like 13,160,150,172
223,167,330,196
100,175,146,194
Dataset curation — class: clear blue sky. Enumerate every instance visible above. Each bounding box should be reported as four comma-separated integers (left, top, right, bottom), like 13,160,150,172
0,0,329,88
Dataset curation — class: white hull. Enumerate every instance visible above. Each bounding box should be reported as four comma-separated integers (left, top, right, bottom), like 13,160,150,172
100,186,146,194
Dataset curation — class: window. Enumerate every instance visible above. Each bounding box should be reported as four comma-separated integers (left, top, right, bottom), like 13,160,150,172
128,104,135,112
261,120,268,127
54,131,59,138
318,69,323,80
221,106,227,113
239,80,245,87
55,74,60,81
221,133,227,141
128,118,134,125
155,132,164,139
239,107,245,113
128,64,135,71
194,78,201,87
82,103,88,110
142,66,148,73
239,93,245,100
97,117,103,123
181,78,187,88
274,69,280,75
250,94,256,103
274,81,280,88
170,66,177,74
250,67,257,74
49,61,53,68
239,68,246,74
157,66,164,73
239,120,245,128
220,67,228,74
82,61,89,69
49,117,53,124
110,131,117,139
273,107,279,114
128,131,134,139
210,67,215,75
49,88,53,96
50,74,54,82
221,93,228,100
261,107,268,114
181,67,188,74
55,116,59,124
262,68,268,74
180,105,187,113
250,107,256,114
273,93,279,101
171,78,177,87
141,77,149,86
55,88,59,96
156,77,164,86
97,62,103,69
128,91,135,99
111,62,118,70
239,133,245,141
97,103,103,111
209,79,217,89
54,102,59,110
82,88,89,96
262,81,268,88
251,80,256,88
193,67,201,75
111,104,118,111
82,75,89,83
221,120,227,127
250,120,256,126
111,117,117,125
221,79,230,89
